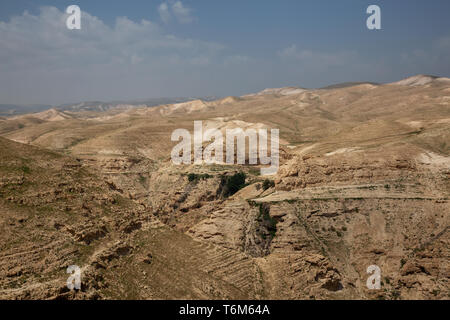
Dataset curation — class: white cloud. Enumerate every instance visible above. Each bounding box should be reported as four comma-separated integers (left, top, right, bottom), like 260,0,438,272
158,2,171,24
277,38,450,86
0,6,226,104
1,6,448,105
399,35,450,75
0,6,215,71
157,1,194,24
278,44,358,68
171,1,194,24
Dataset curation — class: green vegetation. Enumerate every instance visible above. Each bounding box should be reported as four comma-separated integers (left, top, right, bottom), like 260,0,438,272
257,203,278,238
187,173,212,182
262,179,275,190
21,165,31,174
220,172,246,198
400,258,406,268
138,174,147,185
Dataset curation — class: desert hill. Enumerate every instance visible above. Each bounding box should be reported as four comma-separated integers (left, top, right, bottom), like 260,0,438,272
390,74,450,87
244,87,307,97
0,75,449,299
0,137,274,299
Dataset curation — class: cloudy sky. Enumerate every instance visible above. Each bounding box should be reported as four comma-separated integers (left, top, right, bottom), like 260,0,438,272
1,0,450,105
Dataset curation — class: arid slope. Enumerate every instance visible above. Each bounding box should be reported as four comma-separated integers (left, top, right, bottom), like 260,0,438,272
0,75,449,299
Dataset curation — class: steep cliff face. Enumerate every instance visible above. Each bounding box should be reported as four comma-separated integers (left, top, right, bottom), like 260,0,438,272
179,143,449,299
0,138,265,300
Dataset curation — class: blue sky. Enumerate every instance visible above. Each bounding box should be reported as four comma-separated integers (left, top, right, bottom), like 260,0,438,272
1,0,449,105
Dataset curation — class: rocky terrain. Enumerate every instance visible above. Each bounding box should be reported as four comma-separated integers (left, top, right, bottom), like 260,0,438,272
0,75,449,300
0,97,218,117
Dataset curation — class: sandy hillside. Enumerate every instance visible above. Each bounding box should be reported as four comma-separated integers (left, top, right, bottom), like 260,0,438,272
0,75,449,300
